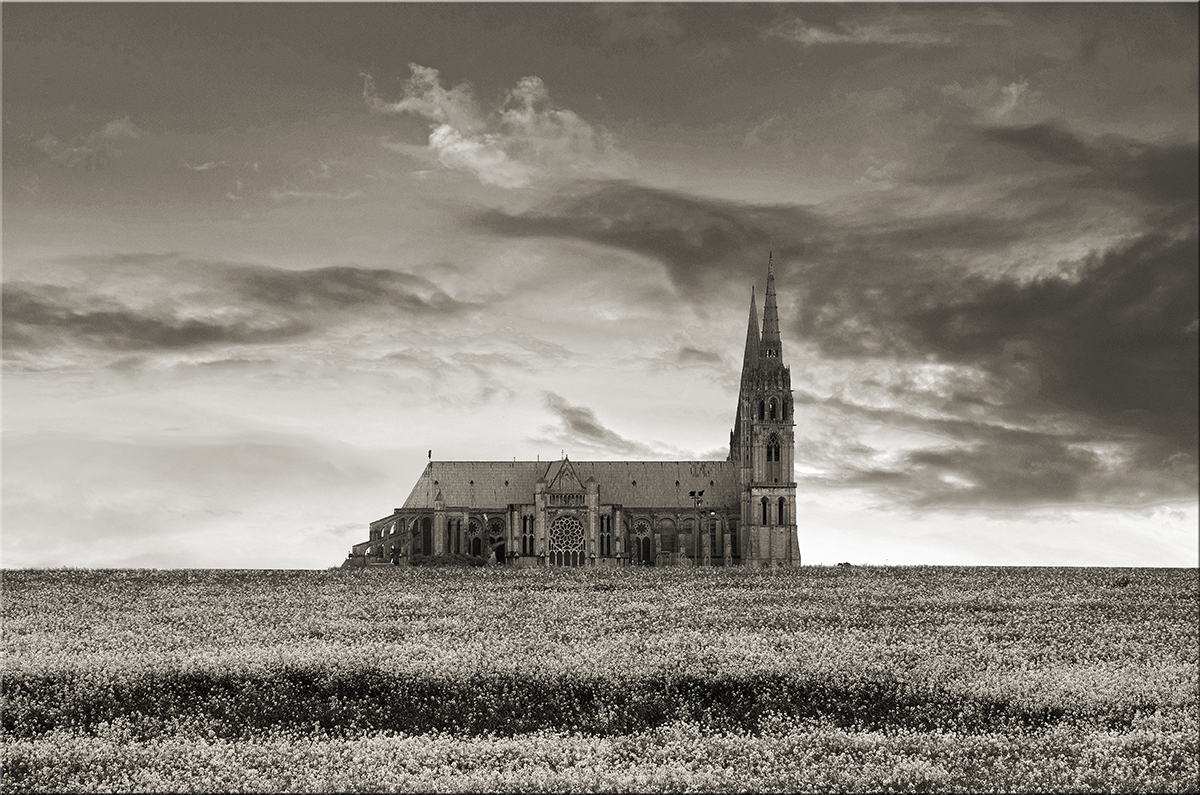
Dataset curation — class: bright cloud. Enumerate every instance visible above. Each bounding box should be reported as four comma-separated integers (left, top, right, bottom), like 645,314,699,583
767,17,946,48
365,64,629,188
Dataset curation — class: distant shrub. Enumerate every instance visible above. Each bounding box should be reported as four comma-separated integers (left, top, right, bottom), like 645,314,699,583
412,553,485,568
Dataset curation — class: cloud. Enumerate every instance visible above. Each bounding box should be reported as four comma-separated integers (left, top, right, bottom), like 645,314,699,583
907,226,1199,449
34,116,141,170
766,16,947,48
2,283,310,352
365,65,628,187
2,256,473,364
796,390,1198,510
676,346,723,367
474,181,828,297
538,392,667,458
474,144,1196,508
267,188,364,202
977,123,1200,207
941,79,1044,123
182,160,226,171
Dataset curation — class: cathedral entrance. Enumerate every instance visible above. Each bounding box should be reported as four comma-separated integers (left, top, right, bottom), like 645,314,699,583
632,536,652,565
549,515,584,567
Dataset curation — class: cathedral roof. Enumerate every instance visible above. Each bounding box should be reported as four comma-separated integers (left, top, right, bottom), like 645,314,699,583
399,459,737,511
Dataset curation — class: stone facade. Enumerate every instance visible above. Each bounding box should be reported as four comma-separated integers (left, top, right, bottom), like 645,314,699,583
345,259,800,568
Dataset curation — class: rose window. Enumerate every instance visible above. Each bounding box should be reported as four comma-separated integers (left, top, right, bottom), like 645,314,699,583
549,516,584,552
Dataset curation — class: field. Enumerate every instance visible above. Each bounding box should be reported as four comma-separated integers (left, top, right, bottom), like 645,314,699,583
2,566,1197,793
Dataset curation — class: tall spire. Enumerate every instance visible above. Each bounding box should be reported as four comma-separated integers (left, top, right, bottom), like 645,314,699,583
740,286,760,382
760,253,782,361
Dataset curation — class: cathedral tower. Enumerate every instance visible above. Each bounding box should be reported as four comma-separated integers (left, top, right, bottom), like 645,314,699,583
731,256,799,566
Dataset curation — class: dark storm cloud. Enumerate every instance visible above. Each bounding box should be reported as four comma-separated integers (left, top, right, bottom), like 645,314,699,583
978,123,1200,207
476,157,1196,506
540,392,659,458
909,223,1199,449
478,123,1198,456
798,392,1198,508
2,257,472,359
474,181,829,296
843,433,1101,507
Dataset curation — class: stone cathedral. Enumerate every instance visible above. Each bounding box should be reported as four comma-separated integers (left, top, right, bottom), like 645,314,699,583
344,260,799,568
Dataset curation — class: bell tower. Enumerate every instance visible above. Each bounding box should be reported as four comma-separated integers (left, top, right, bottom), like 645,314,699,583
731,255,799,567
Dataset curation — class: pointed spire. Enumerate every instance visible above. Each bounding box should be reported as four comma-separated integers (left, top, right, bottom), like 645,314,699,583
739,285,760,383
760,253,782,361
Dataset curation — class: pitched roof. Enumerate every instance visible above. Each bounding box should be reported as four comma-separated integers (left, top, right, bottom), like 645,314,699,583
400,459,737,511
545,457,586,492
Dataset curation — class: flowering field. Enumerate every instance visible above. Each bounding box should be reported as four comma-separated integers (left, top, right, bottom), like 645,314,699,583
2,566,1197,793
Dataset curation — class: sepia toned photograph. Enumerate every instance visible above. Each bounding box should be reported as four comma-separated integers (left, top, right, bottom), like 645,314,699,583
3,3,1197,792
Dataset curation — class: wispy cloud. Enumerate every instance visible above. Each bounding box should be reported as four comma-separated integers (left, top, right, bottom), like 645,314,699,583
182,160,226,172
2,283,310,353
3,256,473,366
537,392,676,458
474,181,827,297
267,187,364,202
766,17,947,48
34,117,141,170
364,64,629,188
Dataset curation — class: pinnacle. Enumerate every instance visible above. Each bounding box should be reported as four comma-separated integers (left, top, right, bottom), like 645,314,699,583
760,255,782,361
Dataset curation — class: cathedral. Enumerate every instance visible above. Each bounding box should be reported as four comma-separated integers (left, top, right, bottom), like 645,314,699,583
344,259,799,568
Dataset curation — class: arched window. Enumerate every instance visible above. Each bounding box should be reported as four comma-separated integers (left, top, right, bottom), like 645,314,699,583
600,516,612,557
521,515,534,556
761,497,769,525
467,519,483,557
778,498,786,525
632,519,651,565
658,518,677,554
769,399,777,421
710,520,720,558
758,400,765,421
420,517,432,555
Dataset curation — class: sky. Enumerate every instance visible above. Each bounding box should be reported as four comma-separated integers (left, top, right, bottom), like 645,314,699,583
2,3,1197,569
